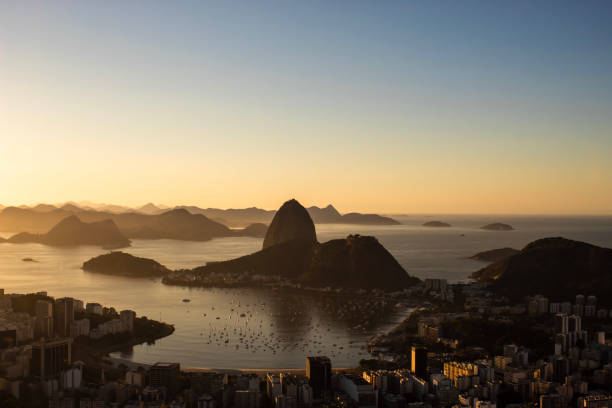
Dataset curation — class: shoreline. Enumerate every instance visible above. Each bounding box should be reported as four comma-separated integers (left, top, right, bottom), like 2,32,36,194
107,356,350,375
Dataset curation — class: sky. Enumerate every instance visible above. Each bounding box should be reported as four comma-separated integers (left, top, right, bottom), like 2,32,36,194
1,1,611,214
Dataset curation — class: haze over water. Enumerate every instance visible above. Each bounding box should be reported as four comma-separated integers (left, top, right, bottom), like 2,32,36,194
1,215,611,369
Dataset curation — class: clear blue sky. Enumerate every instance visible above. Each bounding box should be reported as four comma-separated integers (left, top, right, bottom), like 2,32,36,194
1,1,611,213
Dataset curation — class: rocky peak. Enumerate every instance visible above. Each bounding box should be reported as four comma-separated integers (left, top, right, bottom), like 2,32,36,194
262,199,317,249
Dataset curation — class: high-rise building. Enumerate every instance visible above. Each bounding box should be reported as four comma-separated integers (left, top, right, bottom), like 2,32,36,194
306,356,331,400
552,357,569,383
30,338,72,379
554,314,568,334
568,315,581,332
54,298,75,337
150,362,180,394
411,346,427,379
35,300,54,338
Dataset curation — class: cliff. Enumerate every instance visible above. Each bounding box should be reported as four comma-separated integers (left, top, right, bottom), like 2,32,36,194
469,237,612,300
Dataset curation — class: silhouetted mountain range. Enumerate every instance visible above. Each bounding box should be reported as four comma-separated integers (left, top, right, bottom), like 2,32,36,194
177,204,399,227
5,215,130,248
0,201,399,232
470,237,612,300
0,208,265,245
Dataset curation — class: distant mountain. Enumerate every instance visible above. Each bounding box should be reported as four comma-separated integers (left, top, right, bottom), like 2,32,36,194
32,204,58,212
127,209,231,241
83,251,169,277
136,203,167,215
0,200,400,237
470,237,612,301
235,223,268,238
175,204,399,227
263,199,317,249
176,206,274,227
5,215,130,248
470,248,519,262
306,205,342,223
60,203,86,212
481,223,514,231
0,207,261,241
336,212,400,225
0,206,79,233
423,221,451,227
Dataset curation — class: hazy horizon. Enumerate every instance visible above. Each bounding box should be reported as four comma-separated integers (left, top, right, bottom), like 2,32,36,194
1,199,611,217
1,1,611,214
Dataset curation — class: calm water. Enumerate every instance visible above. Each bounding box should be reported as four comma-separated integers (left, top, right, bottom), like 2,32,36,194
1,215,611,369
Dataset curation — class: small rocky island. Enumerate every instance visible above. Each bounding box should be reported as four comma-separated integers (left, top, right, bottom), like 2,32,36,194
82,251,170,277
480,222,514,231
422,221,451,227
470,247,519,262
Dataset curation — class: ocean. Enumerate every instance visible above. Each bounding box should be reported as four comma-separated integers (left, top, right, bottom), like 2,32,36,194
1,214,611,369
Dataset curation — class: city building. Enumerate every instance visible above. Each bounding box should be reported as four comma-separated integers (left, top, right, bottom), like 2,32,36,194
411,347,427,379
30,337,72,380
306,356,331,400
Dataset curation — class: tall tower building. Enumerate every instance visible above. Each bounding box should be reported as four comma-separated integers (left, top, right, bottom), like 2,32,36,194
411,346,427,379
306,356,331,400
30,338,72,379
35,300,54,338
54,298,75,337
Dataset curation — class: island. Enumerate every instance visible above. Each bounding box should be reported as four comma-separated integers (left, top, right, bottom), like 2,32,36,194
82,251,170,277
480,222,514,231
469,247,519,262
423,221,451,227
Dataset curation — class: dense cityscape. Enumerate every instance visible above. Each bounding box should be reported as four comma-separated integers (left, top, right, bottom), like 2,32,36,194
1,276,612,408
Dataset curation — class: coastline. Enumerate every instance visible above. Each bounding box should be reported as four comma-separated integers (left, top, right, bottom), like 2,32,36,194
107,356,350,375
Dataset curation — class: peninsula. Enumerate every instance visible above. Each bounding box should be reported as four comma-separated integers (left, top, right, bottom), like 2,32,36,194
470,237,612,300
